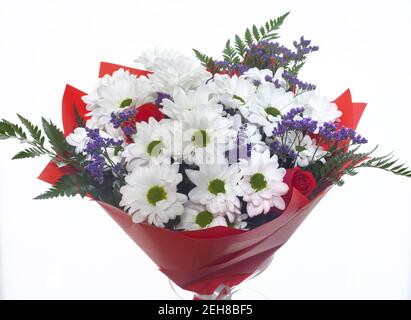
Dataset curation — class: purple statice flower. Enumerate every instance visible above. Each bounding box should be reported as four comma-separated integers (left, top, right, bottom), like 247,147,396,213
318,122,367,144
293,36,319,60
282,71,316,91
110,107,136,129
264,74,282,88
318,121,338,140
348,129,368,144
264,75,273,82
270,140,296,160
84,128,123,184
244,38,318,72
282,107,305,120
213,60,249,76
110,107,137,135
272,108,318,136
85,154,105,185
155,92,172,106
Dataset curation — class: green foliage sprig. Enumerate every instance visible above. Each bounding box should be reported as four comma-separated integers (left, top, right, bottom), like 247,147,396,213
193,12,290,71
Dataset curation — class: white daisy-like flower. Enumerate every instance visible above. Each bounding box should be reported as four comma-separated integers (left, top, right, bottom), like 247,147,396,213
292,90,342,125
208,74,257,116
121,117,172,171
178,109,236,165
119,163,187,227
240,67,273,84
177,202,228,231
239,150,289,217
135,48,211,94
186,163,242,223
66,127,88,154
240,67,287,88
161,85,223,120
66,126,122,167
66,127,122,156
286,132,327,167
82,69,154,128
272,67,288,89
248,83,294,136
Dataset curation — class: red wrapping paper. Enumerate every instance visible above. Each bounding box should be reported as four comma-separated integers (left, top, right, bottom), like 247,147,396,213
38,62,367,297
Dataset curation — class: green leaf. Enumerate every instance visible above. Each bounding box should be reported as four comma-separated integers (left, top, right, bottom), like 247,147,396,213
244,28,254,46
232,95,245,104
73,103,86,127
41,118,68,155
17,114,44,145
192,48,218,74
12,147,44,160
222,40,240,65
355,152,411,177
0,119,27,140
252,25,261,42
234,34,247,58
34,174,87,200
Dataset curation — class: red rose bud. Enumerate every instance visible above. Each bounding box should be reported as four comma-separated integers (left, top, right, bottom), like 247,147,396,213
135,103,164,123
284,167,316,198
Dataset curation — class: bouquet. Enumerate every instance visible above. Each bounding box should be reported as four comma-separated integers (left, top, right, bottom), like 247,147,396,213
1,12,410,299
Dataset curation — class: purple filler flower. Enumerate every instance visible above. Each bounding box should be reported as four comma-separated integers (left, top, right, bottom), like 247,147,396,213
319,122,367,144
84,128,123,184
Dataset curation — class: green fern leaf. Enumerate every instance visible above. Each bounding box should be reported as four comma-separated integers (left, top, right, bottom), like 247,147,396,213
17,114,44,145
12,147,44,160
252,25,261,42
34,174,87,200
234,35,247,58
41,118,68,155
244,28,254,46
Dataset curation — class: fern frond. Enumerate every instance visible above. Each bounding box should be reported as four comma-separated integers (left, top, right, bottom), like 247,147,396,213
192,48,218,73
34,174,88,200
244,28,254,46
234,35,247,58
12,147,45,160
41,118,68,155
17,114,44,145
222,40,240,65
355,154,411,177
0,119,27,140
252,25,261,42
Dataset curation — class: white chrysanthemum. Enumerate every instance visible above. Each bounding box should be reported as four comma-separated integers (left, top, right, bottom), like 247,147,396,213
186,163,242,223
177,202,228,231
121,118,172,171
66,127,88,154
135,48,211,94
241,67,273,84
248,83,294,136
272,67,287,89
239,150,289,217
292,90,342,125
66,127,122,166
161,86,223,120
178,109,236,165
207,74,257,116
286,132,327,167
66,127,122,156
119,163,187,227
82,69,154,128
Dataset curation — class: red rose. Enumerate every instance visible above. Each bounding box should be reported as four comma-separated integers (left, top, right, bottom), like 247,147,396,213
135,103,164,123
284,167,316,198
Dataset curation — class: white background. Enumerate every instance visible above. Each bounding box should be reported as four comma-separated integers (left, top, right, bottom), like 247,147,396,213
1,0,411,299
